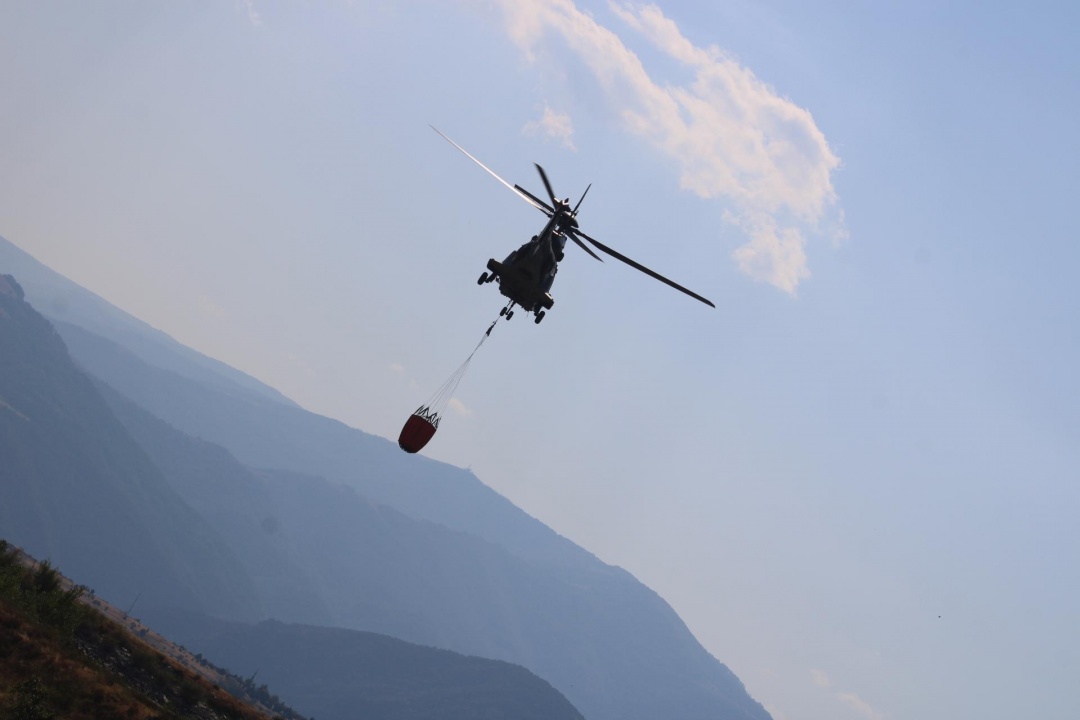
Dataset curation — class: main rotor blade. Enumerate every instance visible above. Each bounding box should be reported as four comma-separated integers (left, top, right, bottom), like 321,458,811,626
576,230,716,308
513,184,555,214
535,163,558,206
567,230,603,262
572,184,591,216
431,126,550,214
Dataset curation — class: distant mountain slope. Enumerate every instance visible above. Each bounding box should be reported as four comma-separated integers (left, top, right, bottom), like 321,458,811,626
55,317,772,720
54,317,595,571
93,375,760,719
256,468,769,720
0,274,262,622
159,613,586,720
96,381,336,627
0,234,294,408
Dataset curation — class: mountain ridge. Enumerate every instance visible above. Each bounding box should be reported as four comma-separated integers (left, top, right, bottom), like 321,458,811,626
0,273,263,622
0,234,295,408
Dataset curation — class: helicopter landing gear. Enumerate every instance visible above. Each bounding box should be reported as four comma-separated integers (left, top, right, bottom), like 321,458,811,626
506,310,514,320
478,272,488,285
534,310,546,324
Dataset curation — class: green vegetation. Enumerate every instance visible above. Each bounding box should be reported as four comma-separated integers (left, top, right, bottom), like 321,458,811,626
0,540,303,720
0,549,84,640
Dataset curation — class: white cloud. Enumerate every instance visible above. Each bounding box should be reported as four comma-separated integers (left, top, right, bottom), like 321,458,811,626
727,210,809,295
830,207,850,247
811,667,887,720
836,691,887,720
448,397,473,417
238,0,262,27
390,362,405,374
523,106,578,151
810,668,831,688
239,0,262,27
483,0,843,294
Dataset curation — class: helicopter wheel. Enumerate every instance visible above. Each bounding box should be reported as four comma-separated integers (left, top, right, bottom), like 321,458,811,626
478,272,489,285
499,306,507,316
506,310,514,320
534,310,545,324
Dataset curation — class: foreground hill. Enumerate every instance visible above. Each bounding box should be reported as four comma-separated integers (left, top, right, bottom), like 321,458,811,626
0,540,304,720
1,537,581,720
0,235,772,720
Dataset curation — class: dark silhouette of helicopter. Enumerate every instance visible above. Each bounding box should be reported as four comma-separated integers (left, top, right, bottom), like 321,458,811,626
433,127,715,323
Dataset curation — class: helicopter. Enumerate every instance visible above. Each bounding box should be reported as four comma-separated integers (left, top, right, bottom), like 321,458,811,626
432,126,715,323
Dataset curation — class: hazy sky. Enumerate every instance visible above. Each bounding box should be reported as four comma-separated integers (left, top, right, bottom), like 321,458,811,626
2,2,1078,719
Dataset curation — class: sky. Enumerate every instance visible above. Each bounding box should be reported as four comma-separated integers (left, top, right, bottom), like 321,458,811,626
1,2,1078,719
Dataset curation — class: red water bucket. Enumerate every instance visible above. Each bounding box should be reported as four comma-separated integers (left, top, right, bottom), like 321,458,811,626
399,411,438,453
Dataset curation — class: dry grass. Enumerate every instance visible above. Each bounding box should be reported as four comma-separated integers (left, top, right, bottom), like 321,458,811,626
0,540,301,720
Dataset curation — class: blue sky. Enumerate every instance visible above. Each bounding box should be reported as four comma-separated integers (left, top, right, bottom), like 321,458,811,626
1,2,1077,719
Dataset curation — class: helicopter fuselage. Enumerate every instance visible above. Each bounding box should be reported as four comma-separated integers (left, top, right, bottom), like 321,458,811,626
479,219,569,322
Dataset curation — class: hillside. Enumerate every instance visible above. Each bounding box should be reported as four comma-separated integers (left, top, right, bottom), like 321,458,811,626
0,539,582,720
0,540,304,720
